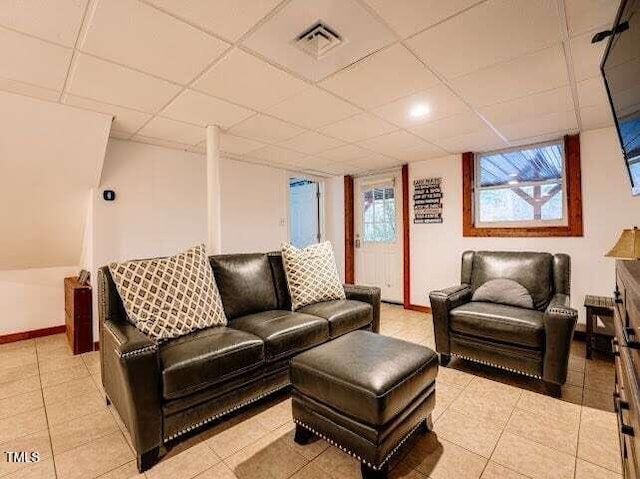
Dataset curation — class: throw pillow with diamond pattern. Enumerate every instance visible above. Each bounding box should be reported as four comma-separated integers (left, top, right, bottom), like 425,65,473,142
281,241,345,311
109,244,227,341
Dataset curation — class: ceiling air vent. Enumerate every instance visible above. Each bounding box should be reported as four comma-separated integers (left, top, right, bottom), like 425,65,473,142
294,22,343,60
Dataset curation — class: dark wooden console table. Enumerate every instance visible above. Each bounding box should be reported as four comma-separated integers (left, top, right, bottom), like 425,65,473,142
584,294,614,359
64,277,93,354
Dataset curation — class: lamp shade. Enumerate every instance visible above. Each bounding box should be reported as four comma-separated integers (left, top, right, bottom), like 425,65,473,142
605,227,640,259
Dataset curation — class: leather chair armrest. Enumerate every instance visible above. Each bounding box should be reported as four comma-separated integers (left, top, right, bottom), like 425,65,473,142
344,284,381,333
542,293,578,386
101,319,162,457
429,284,472,354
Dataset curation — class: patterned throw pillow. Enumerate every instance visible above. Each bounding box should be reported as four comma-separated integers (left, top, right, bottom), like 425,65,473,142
281,242,345,311
109,244,227,341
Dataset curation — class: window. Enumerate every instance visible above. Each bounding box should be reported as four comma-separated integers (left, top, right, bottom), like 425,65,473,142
362,185,396,242
475,141,567,227
463,135,583,237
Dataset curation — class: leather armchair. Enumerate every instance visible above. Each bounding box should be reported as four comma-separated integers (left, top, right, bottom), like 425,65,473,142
429,251,578,396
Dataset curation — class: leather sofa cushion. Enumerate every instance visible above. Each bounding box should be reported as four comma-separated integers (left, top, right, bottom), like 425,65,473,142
232,310,329,361
470,251,554,311
450,301,545,348
290,331,438,426
268,253,292,311
299,300,372,338
160,327,264,400
210,254,278,320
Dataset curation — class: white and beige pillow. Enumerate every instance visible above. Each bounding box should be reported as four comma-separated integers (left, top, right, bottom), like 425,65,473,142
281,241,345,311
109,244,227,341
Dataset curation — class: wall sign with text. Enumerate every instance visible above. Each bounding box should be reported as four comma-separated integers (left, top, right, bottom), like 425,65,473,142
413,178,443,224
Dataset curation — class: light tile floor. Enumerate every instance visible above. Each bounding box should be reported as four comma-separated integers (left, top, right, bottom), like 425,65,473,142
0,303,619,479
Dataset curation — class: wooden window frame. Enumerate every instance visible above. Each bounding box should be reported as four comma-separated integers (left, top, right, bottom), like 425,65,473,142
462,134,583,237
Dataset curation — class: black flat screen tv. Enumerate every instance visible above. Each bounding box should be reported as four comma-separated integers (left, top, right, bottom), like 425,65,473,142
601,0,640,195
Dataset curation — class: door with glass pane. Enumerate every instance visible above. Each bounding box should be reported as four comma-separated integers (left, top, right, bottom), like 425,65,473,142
354,175,402,302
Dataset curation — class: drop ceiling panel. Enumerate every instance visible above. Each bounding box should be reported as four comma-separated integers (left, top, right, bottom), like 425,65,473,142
220,133,265,156
137,117,204,145
580,104,614,130
248,145,307,166
81,0,229,84
68,54,182,112
407,0,562,79
451,44,569,107
0,28,72,91
565,0,618,36
576,77,609,108
373,84,469,128
132,135,194,152
194,49,309,111
349,154,404,171
358,130,444,160
362,0,482,39
410,111,487,142
479,86,574,127
570,29,607,81
320,44,440,109
433,128,507,153
228,114,306,143
145,0,283,42
162,90,253,128
0,0,88,46
497,110,578,141
242,0,396,81
320,113,398,142
319,144,372,162
279,131,345,155
0,78,61,102
63,94,152,134
266,87,360,129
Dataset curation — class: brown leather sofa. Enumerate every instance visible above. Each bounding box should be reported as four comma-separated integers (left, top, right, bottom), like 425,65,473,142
429,251,577,396
97,252,380,472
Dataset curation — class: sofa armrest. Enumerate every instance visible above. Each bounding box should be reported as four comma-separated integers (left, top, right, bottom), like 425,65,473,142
101,319,162,456
429,284,472,354
542,293,578,385
344,284,381,333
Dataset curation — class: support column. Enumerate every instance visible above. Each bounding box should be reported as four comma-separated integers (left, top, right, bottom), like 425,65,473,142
206,125,221,255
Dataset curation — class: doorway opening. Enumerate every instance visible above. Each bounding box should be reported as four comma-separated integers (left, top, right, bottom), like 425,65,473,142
354,172,403,303
289,177,321,248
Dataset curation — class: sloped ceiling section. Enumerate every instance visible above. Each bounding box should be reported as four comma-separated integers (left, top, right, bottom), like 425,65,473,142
0,91,111,270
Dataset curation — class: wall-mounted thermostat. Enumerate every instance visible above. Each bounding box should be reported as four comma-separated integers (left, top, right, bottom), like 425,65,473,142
103,190,116,201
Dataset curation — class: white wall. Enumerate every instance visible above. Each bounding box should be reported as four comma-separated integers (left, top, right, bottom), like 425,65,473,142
409,127,640,324
324,176,345,281
219,158,288,253
0,93,110,335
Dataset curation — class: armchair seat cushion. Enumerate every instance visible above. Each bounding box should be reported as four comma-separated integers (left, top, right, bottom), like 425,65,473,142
298,300,372,338
450,301,544,348
160,327,265,400
232,310,329,361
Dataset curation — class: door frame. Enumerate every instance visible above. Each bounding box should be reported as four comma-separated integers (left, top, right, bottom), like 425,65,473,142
344,164,431,313
286,172,325,245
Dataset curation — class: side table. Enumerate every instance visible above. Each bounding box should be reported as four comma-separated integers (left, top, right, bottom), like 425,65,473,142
584,295,614,359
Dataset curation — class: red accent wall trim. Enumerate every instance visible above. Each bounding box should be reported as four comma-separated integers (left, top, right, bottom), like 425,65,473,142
344,175,355,284
0,325,66,345
406,304,432,313
402,164,411,308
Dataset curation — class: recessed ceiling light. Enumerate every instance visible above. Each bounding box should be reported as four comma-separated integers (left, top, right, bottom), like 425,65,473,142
409,103,429,119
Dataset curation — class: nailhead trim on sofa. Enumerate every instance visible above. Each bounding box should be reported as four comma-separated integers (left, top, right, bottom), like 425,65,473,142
164,384,289,443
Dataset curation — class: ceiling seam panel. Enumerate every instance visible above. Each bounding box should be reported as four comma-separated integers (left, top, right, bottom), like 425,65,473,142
556,0,583,132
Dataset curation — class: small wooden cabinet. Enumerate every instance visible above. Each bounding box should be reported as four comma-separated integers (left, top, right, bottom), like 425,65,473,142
64,277,93,354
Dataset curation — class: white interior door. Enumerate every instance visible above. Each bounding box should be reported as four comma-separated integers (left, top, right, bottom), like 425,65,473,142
354,174,402,302
289,178,319,248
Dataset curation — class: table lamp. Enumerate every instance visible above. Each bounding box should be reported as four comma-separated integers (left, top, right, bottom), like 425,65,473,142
605,226,640,259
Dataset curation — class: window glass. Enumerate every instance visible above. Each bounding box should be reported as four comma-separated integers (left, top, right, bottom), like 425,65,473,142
476,142,566,226
362,185,396,242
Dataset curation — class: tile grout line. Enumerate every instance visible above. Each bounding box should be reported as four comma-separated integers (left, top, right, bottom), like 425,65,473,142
33,340,59,479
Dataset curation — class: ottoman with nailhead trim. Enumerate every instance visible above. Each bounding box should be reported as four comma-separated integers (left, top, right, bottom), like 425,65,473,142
289,330,438,479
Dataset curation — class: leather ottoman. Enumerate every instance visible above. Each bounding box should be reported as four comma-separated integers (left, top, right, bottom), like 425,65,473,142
290,330,438,479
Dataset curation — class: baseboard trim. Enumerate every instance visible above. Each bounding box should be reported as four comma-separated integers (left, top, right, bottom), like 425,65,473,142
0,325,66,345
405,304,431,313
